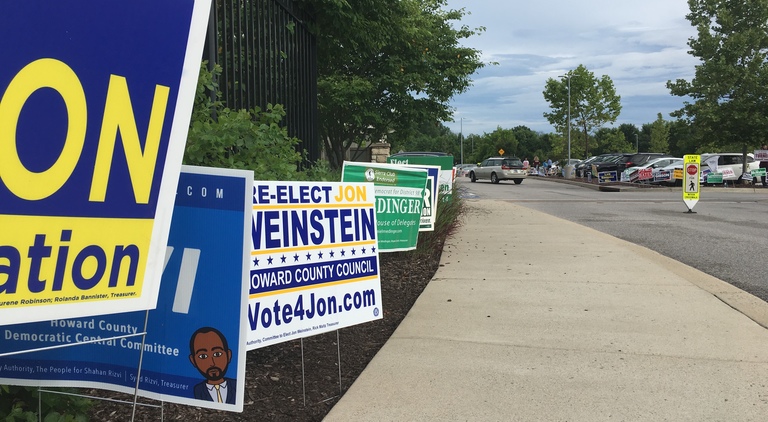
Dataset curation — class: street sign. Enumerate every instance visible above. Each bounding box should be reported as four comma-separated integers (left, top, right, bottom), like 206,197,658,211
498,149,505,156
683,155,700,212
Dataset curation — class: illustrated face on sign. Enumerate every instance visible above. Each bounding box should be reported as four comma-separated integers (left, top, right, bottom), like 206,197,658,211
189,327,232,384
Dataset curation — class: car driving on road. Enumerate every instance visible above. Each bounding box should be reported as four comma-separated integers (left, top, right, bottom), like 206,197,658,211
469,157,527,184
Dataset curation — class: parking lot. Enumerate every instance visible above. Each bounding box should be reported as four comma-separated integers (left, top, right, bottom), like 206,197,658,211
457,176,768,304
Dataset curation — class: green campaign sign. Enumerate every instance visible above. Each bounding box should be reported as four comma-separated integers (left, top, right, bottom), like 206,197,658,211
387,155,454,199
752,168,767,177
341,162,427,252
707,173,723,183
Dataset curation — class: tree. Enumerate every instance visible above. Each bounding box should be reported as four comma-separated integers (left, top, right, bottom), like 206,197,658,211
618,123,640,152
593,128,632,155
543,64,622,158
299,0,486,168
649,113,670,153
667,0,768,174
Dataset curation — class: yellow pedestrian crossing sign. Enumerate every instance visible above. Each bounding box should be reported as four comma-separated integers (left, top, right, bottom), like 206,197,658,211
683,155,700,212
498,149,505,156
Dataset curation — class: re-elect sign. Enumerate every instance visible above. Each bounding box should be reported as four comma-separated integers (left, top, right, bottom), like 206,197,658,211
248,182,382,349
0,1,211,324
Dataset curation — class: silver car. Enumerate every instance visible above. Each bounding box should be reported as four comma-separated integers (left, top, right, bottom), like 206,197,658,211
469,157,527,184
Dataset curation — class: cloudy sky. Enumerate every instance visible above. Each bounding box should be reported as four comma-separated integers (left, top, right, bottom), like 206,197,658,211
442,0,699,136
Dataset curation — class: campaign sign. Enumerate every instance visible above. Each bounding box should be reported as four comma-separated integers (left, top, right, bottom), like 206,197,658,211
390,165,439,231
0,1,212,324
597,171,618,183
654,170,671,183
387,155,454,199
247,181,382,350
341,162,427,252
0,167,252,412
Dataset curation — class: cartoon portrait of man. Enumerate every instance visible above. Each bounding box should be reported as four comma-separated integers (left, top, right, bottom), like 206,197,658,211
189,327,236,404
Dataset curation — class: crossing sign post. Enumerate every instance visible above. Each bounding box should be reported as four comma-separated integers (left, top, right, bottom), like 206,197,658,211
683,155,700,213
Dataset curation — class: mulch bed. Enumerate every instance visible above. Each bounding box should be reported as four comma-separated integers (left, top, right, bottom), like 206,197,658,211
87,250,442,421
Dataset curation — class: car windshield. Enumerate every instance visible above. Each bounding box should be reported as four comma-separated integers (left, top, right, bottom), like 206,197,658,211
503,159,523,168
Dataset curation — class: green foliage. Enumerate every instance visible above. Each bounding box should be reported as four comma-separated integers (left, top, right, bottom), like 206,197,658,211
543,64,622,157
185,62,303,181
299,0,487,168
667,0,768,152
649,113,670,153
0,386,90,421
593,128,633,154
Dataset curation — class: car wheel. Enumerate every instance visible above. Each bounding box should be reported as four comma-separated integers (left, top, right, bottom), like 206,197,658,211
513,179,523,185
470,172,476,182
491,173,499,184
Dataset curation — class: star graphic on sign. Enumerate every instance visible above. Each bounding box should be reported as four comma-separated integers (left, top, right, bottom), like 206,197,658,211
329,250,335,258
351,248,356,256
340,249,346,256
281,255,287,263
253,257,259,266
267,256,274,265
306,252,312,261
293,253,300,262
371,246,376,253
361,247,366,254
318,251,324,259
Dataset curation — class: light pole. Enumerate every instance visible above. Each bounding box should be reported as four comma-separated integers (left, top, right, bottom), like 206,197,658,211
460,117,464,164
635,134,638,152
559,73,572,163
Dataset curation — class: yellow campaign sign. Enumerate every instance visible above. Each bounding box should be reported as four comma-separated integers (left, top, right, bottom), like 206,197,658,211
683,155,700,211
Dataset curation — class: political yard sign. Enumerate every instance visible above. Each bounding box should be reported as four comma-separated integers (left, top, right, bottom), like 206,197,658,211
0,1,211,324
248,181,382,350
341,162,428,252
0,167,252,412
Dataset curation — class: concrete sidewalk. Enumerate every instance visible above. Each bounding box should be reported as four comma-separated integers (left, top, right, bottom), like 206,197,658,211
325,199,768,421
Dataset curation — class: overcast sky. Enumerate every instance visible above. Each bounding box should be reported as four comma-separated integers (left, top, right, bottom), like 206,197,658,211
442,0,699,136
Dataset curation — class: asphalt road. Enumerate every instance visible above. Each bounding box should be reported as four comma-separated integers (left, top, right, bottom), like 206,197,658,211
456,176,768,304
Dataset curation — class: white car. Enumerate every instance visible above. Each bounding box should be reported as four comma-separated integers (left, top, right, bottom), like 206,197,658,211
700,153,759,184
624,157,683,184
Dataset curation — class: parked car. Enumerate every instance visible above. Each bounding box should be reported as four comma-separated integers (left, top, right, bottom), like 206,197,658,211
582,153,625,178
575,154,619,177
594,153,671,177
469,157,527,184
624,157,683,183
700,153,759,184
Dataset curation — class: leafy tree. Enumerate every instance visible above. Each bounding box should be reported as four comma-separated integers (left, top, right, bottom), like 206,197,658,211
593,128,632,154
185,63,303,181
667,0,768,174
299,0,486,168
512,126,546,161
649,113,670,153
618,123,641,153
543,64,622,158
668,119,697,157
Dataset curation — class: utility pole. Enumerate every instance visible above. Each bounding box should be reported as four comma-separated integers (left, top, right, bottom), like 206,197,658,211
460,117,464,164
559,73,572,162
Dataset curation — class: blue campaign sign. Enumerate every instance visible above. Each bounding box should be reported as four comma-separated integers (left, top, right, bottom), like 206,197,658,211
0,167,252,412
0,0,212,324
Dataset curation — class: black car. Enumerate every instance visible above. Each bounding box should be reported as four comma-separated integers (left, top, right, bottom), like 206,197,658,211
577,153,623,178
593,153,671,175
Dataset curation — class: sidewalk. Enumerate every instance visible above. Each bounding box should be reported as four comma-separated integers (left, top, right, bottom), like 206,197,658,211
325,199,768,421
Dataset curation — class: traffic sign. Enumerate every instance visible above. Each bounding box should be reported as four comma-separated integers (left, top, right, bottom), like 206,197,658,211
683,155,700,212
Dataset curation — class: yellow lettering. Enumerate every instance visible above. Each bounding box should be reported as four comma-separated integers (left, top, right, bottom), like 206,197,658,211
0,59,87,200
89,75,169,204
